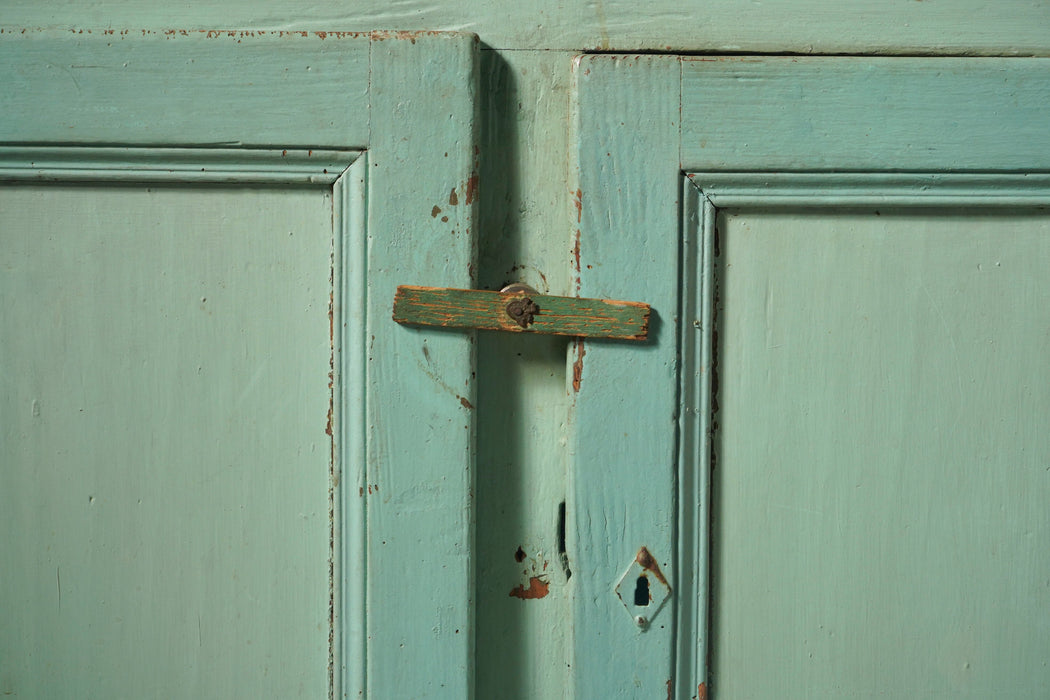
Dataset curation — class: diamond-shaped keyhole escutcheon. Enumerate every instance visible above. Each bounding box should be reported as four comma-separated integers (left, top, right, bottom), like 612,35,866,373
614,547,671,629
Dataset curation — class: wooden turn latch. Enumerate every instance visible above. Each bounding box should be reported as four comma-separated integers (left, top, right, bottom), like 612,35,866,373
393,285,651,341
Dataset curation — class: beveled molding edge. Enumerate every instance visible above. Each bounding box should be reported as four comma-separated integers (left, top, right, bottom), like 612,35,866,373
687,171,1050,207
0,146,362,184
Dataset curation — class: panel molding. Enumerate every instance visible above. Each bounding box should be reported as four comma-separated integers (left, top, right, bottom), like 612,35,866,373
0,146,360,184
687,172,1050,208
677,171,1050,698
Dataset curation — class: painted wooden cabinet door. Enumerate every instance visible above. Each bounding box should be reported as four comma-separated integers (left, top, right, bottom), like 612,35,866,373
571,55,1050,698
1,31,478,699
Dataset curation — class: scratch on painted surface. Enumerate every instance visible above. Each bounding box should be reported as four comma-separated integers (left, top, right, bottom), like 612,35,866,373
509,576,550,600
415,358,473,410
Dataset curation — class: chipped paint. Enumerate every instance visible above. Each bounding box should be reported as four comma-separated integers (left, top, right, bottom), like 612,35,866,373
459,396,474,410
572,227,582,295
572,338,586,392
698,682,708,700
431,205,442,217
464,174,478,206
449,187,459,206
509,576,550,600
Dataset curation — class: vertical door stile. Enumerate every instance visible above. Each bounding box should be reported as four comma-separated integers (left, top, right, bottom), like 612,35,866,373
568,53,682,699
365,32,481,699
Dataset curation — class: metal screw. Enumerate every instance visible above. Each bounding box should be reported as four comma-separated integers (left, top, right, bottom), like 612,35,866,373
635,615,648,628
506,297,539,328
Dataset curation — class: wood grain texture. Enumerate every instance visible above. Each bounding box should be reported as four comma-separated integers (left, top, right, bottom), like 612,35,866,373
0,30,370,147
393,285,650,340
708,208,1050,697
365,32,480,700
681,57,1050,172
676,59,1050,698
471,48,578,700
569,54,681,699
1,175,334,700
4,2,1050,54
0,31,480,700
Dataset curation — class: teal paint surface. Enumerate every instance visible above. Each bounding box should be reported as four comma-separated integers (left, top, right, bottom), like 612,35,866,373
1,32,479,699
3,2,1050,53
681,57,1050,172
570,54,681,699
578,55,1050,698
709,209,1050,697
1,178,335,699
5,5,1050,700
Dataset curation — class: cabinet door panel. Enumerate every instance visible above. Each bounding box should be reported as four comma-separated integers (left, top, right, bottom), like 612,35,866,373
1,32,478,699
572,55,1050,699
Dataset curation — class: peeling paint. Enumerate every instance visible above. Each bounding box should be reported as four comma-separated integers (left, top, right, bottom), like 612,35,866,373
572,338,586,392
464,174,478,205
449,187,459,206
509,576,550,600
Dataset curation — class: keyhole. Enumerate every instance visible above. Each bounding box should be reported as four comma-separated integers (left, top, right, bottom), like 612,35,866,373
633,574,650,606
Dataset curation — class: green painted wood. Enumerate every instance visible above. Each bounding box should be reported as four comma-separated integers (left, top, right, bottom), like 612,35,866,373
472,47,577,700
393,285,650,340
0,174,337,700
4,2,1050,54
580,55,1050,699
0,30,370,147
707,207,1050,698
681,57,1050,172
0,32,480,700
569,54,681,699
366,32,480,700
0,147,359,183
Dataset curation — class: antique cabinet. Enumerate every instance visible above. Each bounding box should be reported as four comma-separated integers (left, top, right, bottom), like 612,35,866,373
3,5,1049,699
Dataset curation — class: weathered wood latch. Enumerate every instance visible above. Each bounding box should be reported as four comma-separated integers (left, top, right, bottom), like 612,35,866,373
393,285,650,341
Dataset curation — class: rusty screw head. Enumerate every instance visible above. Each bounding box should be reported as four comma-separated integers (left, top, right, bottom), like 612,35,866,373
506,297,539,329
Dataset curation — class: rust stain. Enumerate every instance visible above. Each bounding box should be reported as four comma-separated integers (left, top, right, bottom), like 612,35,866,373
325,406,333,436
449,187,459,206
698,682,707,700
464,174,478,206
459,396,474,410
431,205,442,218
573,188,582,222
667,679,673,700
572,339,586,392
509,576,549,600
514,546,526,563
572,228,582,294
636,546,669,587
